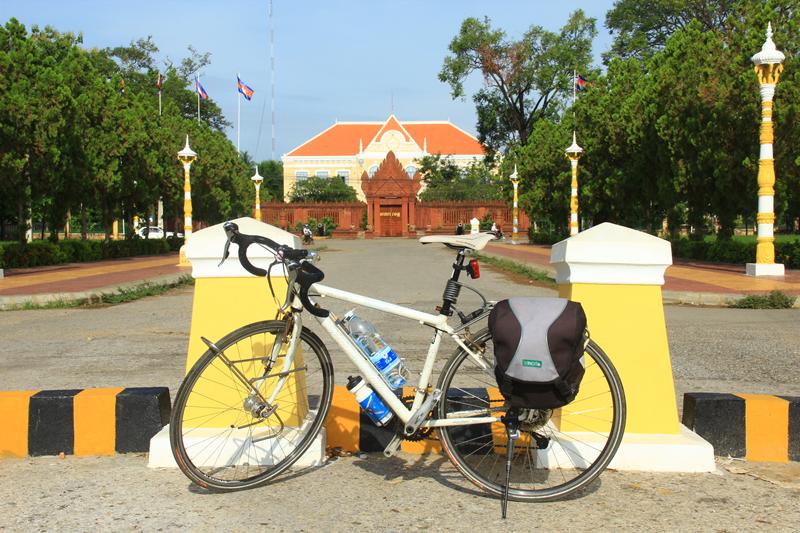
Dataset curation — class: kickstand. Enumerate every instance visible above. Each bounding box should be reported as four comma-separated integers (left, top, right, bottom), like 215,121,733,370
501,412,520,519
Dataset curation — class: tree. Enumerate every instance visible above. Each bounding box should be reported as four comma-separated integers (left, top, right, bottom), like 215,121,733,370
257,160,284,201
439,12,596,156
604,0,738,62
417,155,504,201
288,176,358,203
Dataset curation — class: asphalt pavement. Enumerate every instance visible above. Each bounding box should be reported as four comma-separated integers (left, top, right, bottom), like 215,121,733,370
0,238,799,531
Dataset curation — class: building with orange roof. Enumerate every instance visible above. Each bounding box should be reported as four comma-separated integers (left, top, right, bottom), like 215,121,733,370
281,115,485,203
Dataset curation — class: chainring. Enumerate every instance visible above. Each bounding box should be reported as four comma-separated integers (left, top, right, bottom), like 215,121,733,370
395,395,436,442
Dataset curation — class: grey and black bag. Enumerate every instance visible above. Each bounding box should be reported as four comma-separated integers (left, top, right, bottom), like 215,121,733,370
488,297,587,409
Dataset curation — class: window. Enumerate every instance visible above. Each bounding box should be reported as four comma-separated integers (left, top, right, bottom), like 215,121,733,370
368,165,378,178
315,170,329,178
405,165,417,178
337,170,350,184
295,171,309,181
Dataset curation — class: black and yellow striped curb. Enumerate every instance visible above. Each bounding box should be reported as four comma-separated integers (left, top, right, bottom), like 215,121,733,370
682,392,800,463
0,387,170,457
325,385,510,455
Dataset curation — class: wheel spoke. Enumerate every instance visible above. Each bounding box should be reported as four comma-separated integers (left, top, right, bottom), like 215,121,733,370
171,321,332,490
437,331,625,501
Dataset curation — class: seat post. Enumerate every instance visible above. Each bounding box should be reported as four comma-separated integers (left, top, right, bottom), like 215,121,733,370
439,249,467,316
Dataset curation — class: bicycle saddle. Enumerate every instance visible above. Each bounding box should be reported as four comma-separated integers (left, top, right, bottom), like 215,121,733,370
419,232,496,251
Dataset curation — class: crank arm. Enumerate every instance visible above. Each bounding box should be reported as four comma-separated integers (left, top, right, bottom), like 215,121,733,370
404,389,442,436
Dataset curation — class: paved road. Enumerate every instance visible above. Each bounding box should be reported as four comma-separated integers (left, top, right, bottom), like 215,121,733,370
1,238,798,531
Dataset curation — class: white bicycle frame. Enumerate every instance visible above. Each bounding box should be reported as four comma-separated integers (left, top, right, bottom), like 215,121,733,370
280,282,500,429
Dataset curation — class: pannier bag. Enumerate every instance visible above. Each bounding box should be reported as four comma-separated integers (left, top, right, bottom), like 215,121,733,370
489,297,587,409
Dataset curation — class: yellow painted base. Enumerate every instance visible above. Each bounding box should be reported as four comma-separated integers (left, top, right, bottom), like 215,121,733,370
558,283,680,435
184,276,308,428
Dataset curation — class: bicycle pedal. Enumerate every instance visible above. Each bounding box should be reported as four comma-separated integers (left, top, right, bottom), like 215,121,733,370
383,433,403,458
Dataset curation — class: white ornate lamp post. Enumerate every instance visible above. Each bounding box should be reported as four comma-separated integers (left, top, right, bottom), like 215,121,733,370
177,135,197,266
510,165,520,244
565,131,584,236
747,23,785,277
251,166,263,221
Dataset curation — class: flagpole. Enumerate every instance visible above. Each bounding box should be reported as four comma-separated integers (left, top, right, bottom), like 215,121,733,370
196,78,200,123
159,90,162,117
573,69,577,117
237,72,241,154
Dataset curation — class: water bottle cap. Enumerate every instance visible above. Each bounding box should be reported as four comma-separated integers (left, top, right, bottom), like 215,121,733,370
346,375,363,391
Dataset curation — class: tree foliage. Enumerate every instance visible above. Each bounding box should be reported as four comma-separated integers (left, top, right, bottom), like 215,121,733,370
288,176,358,203
604,0,738,62
453,1,800,237
417,155,504,202
0,18,251,242
439,12,596,156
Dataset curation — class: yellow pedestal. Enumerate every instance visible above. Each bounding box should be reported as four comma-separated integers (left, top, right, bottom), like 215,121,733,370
551,223,680,435
558,284,679,434
184,217,306,429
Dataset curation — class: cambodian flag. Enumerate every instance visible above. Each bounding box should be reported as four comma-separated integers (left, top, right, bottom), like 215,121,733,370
237,76,254,100
576,74,588,91
195,77,209,100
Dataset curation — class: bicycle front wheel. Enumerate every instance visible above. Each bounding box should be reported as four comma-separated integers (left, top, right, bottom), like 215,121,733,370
170,320,333,491
436,329,625,502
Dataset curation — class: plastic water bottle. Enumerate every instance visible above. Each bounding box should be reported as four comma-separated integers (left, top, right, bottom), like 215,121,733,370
340,311,410,390
346,376,393,427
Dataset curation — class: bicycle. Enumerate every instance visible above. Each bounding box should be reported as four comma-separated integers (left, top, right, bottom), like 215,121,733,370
170,221,626,505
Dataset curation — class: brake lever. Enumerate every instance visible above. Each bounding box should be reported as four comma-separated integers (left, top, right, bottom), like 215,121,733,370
218,235,233,267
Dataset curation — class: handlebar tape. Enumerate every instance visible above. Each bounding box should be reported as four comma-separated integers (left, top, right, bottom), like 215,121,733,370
224,223,328,317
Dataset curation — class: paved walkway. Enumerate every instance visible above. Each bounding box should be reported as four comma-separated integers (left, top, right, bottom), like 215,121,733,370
2,240,799,308
0,254,189,308
483,241,800,306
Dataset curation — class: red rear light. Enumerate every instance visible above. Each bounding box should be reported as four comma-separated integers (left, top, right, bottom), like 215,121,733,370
467,259,480,279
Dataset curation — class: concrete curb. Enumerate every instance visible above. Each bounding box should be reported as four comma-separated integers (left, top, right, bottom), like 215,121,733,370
0,272,191,310
682,392,800,463
325,385,440,454
0,387,170,457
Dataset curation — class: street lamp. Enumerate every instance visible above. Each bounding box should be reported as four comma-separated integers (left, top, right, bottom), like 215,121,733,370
177,135,197,266
565,131,584,236
510,165,520,244
747,22,785,277
251,166,263,221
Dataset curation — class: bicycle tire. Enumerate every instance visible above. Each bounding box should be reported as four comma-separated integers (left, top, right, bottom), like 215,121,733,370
170,320,334,491
436,329,625,502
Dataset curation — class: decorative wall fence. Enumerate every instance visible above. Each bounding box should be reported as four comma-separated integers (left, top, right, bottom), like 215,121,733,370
259,201,529,237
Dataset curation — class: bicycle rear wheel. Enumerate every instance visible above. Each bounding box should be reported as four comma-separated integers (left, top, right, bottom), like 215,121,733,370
170,320,333,491
436,329,625,501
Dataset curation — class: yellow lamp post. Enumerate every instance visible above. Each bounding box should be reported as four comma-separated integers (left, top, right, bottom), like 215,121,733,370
748,23,785,277
178,135,197,266
565,131,583,236
251,166,263,221
510,165,520,244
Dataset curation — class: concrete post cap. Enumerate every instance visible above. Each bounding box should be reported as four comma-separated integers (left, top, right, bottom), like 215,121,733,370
186,217,302,278
550,223,672,286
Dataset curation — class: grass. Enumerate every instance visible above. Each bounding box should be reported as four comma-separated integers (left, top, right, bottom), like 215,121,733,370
6,275,195,311
702,234,798,244
472,252,555,287
729,290,797,309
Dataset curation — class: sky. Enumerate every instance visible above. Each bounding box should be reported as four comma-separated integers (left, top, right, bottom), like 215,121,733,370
1,0,617,162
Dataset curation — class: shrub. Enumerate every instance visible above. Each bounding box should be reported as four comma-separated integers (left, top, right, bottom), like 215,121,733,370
670,237,800,269
730,291,797,309
295,217,337,236
528,228,568,245
0,237,180,269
